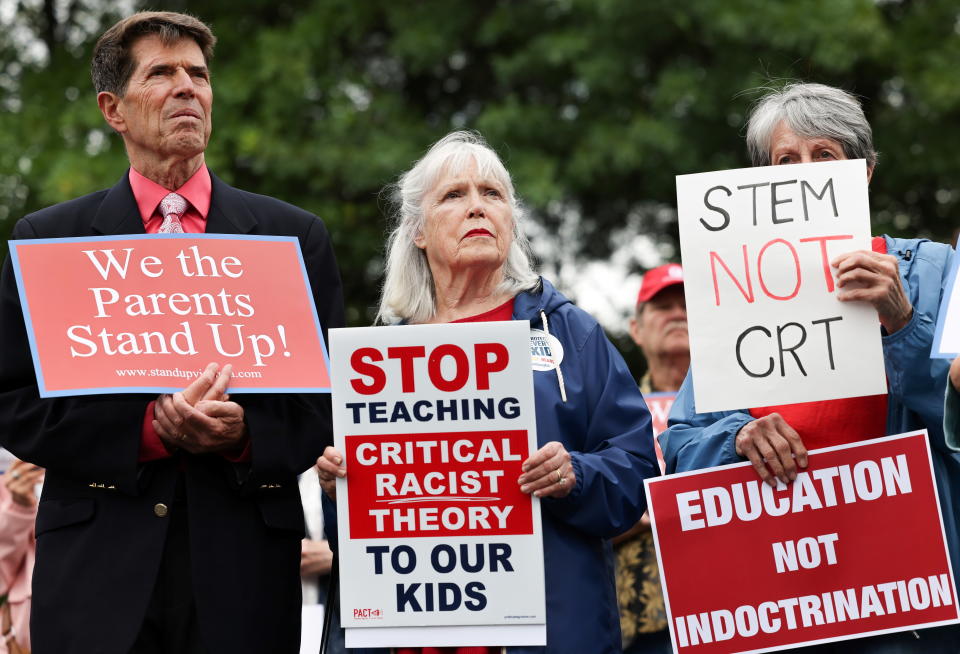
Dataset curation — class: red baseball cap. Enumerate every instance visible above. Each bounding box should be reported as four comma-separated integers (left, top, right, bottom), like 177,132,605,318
637,263,684,305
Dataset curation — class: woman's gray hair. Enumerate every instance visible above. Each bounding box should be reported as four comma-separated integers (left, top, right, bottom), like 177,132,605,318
377,130,539,324
745,82,877,168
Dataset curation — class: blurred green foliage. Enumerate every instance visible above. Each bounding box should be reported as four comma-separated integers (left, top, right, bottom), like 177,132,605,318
3,0,960,376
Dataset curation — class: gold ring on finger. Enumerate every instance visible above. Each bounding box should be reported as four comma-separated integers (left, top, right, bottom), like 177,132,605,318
555,468,563,483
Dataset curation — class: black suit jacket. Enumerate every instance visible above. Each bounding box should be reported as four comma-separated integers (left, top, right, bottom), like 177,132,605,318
0,171,345,654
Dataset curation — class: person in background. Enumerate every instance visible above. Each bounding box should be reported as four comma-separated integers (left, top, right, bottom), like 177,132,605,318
317,130,659,654
629,264,688,396
613,263,688,654
0,457,44,654
662,81,960,651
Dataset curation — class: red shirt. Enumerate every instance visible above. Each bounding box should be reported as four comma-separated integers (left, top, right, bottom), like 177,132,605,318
451,299,515,323
748,237,890,449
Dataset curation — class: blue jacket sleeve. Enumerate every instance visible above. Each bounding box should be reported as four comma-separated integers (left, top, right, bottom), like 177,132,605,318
660,368,753,474
541,324,659,538
883,240,953,453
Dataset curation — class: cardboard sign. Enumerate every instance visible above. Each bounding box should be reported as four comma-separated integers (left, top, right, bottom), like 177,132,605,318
932,253,960,358
646,432,959,654
676,160,886,412
330,322,545,646
7,235,330,395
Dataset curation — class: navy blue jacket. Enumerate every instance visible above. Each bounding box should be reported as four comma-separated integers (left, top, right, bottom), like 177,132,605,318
513,278,659,653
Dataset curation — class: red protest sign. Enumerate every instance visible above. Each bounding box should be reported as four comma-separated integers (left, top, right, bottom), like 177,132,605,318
344,430,533,539
646,432,959,653
8,235,331,396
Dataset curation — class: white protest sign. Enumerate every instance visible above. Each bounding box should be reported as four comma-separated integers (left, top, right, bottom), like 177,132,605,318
677,159,886,413
330,321,545,646
932,255,960,358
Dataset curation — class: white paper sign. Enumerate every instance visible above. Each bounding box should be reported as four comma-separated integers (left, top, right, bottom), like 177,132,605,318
932,255,960,358
676,159,886,412
330,322,545,645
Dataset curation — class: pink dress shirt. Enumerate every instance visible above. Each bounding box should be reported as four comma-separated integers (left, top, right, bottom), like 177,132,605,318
128,164,211,235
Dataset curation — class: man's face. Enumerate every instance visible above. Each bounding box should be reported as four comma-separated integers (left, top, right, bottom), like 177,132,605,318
629,285,688,359
112,35,212,162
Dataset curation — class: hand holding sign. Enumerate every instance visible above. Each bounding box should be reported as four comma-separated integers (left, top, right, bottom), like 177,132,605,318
315,445,345,499
734,413,808,487
832,249,913,334
316,441,579,501
153,362,227,437
518,441,575,499
153,362,247,454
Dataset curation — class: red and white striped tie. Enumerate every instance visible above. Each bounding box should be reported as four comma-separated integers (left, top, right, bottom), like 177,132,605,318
158,192,187,233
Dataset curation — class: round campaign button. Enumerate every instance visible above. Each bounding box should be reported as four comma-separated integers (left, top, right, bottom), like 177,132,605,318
529,329,564,371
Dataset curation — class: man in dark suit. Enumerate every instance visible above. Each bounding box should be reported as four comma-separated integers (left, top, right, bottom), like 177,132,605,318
0,11,343,654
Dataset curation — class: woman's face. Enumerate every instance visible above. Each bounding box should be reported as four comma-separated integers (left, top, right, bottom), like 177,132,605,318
415,159,514,275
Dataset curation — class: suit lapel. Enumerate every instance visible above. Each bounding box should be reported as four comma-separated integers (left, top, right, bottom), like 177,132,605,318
90,171,144,235
206,172,258,234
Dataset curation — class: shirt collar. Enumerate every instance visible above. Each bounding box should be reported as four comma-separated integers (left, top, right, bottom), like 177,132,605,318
128,164,212,226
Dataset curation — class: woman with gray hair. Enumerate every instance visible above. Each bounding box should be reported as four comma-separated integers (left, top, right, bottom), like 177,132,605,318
318,130,659,653
663,82,960,651
745,82,878,170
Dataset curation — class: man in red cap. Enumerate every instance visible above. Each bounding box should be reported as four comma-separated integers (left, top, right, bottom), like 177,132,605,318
614,263,688,654
629,263,689,394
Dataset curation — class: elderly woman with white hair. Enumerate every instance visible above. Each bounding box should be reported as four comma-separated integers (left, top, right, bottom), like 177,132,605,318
663,82,960,652
317,131,658,653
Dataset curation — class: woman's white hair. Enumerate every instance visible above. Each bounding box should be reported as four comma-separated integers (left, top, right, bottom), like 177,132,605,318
377,130,540,324
745,82,878,168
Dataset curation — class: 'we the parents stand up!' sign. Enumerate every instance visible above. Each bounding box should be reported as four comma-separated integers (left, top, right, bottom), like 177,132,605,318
8,234,331,396
676,160,886,412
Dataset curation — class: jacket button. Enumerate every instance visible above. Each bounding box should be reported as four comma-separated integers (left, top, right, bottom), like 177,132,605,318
154,503,169,518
